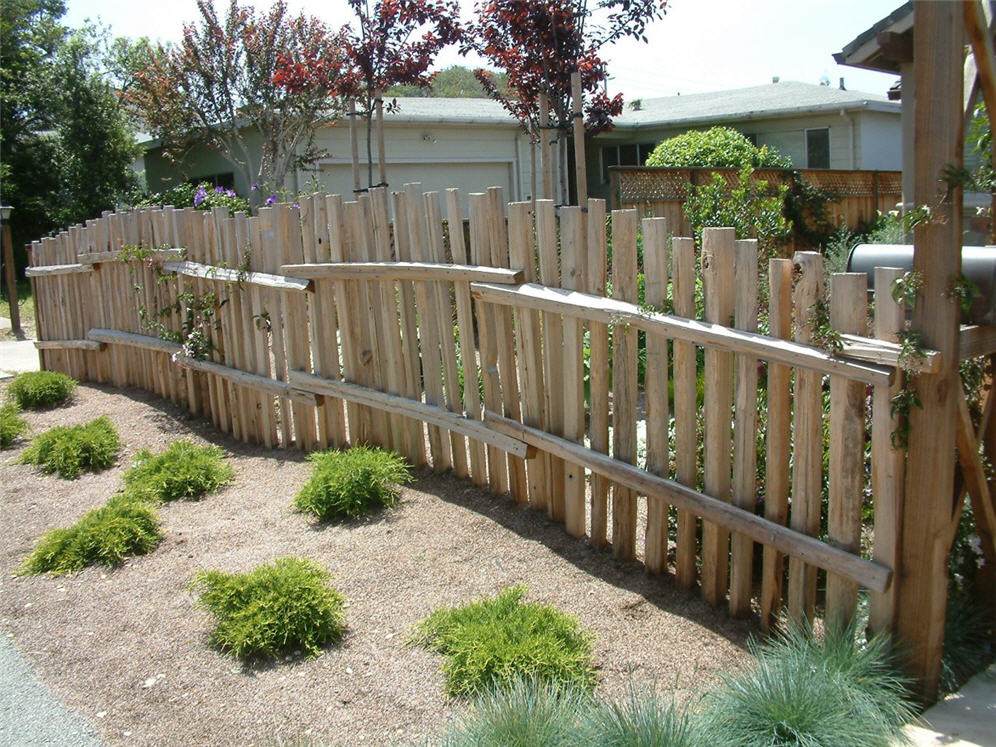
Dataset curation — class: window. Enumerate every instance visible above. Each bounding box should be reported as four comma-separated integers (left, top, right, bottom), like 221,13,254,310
600,142,657,182
188,172,235,189
806,128,830,169
743,133,758,146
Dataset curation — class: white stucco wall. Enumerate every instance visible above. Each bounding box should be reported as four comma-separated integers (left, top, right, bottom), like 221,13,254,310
856,111,903,170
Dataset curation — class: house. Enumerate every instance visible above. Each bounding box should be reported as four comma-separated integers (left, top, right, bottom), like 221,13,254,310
140,80,902,210
588,79,902,201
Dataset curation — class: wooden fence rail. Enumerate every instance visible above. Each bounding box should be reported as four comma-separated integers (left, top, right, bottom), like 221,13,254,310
28,186,913,632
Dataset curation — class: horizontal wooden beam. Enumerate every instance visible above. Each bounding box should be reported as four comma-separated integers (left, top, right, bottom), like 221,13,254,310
87,328,182,355
959,324,996,358
79,248,183,264
25,263,94,278
281,260,524,284
473,282,894,386
839,333,943,374
34,339,105,351
163,261,312,292
289,369,532,460
174,355,317,405
485,411,893,594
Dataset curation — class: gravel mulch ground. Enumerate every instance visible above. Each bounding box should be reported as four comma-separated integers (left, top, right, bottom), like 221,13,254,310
0,382,753,746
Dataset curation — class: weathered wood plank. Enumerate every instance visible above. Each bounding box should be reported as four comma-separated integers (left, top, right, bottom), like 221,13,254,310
25,263,94,277
281,261,522,284
587,200,611,547
164,260,312,292
561,206,587,534
673,236,698,589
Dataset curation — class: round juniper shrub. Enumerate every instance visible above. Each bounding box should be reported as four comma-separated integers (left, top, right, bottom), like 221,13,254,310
191,556,347,660
19,416,121,479
122,439,233,503
6,371,77,409
294,446,412,521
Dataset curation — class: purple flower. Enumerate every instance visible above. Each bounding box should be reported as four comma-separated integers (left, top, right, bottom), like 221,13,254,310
225,189,236,198
251,182,260,191
193,187,207,207
214,185,225,194
265,194,277,206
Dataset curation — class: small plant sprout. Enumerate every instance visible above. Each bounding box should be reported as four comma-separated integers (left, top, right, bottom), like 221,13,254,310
122,439,233,503
20,494,162,575
294,446,412,522
410,585,597,697
191,557,347,660
6,370,77,409
20,416,121,479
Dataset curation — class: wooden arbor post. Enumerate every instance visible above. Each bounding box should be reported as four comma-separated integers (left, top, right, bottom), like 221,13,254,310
896,0,964,703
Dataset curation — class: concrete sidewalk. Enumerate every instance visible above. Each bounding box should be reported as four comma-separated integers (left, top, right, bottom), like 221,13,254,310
0,338,40,378
906,663,996,746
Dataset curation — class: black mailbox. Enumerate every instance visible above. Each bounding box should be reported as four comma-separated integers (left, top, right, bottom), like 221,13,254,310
846,243,996,325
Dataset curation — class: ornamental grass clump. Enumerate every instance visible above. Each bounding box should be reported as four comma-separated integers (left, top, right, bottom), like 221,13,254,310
294,446,411,521
122,439,233,503
20,494,162,575
191,556,347,660
580,684,705,747
20,416,120,478
442,675,589,747
410,585,597,697
0,403,28,449
698,622,915,747
6,370,77,409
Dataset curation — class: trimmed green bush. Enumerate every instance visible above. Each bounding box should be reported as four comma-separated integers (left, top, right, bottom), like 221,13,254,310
20,416,120,478
443,676,589,746
410,585,597,697
581,685,704,746
699,622,914,746
293,446,411,521
6,370,77,409
644,126,792,169
20,494,162,575
0,403,28,449
122,439,233,503
191,556,347,660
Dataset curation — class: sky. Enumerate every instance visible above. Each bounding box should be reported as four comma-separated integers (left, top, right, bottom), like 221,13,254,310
63,0,906,100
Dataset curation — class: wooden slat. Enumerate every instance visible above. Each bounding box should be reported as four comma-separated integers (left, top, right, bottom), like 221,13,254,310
78,248,182,264
508,200,548,508
561,206,587,534
257,208,293,446
672,236,699,589
281,261,522,284
761,258,794,630
788,251,826,623
88,328,183,354
955,394,996,568
536,199,564,517
959,324,996,358
163,260,312,292
730,239,759,617
291,371,531,460
471,283,893,386
839,334,941,374
701,227,736,606
826,272,869,630
34,339,105,351
643,217,670,573
611,209,640,561
488,187,528,503
175,354,317,404
446,188,485,482
486,412,892,594
587,200,611,547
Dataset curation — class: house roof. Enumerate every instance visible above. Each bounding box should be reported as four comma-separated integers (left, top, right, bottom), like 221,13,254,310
608,80,900,131
380,97,518,126
833,1,913,74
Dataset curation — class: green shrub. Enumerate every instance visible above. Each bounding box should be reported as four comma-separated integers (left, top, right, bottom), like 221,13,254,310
20,416,120,478
410,585,597,697
191,556,347,660
293,446,411,521
0,403,28,449
580,685,704,746
699,622,914,746
20,494,162,575
644,126,792,169
442,676,589,746
6,370,77,409
122,439,233,503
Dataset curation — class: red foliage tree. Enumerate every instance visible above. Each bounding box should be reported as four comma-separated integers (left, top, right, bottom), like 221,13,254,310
463,0,668,202
131,0,348,203
337,0,462,189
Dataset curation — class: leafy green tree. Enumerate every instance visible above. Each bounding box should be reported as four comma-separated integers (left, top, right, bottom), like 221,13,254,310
1,1,140,273
387,65,509,98
644,126,792,169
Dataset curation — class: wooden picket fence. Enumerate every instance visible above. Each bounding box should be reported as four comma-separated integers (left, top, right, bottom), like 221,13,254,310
28,185,918,632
